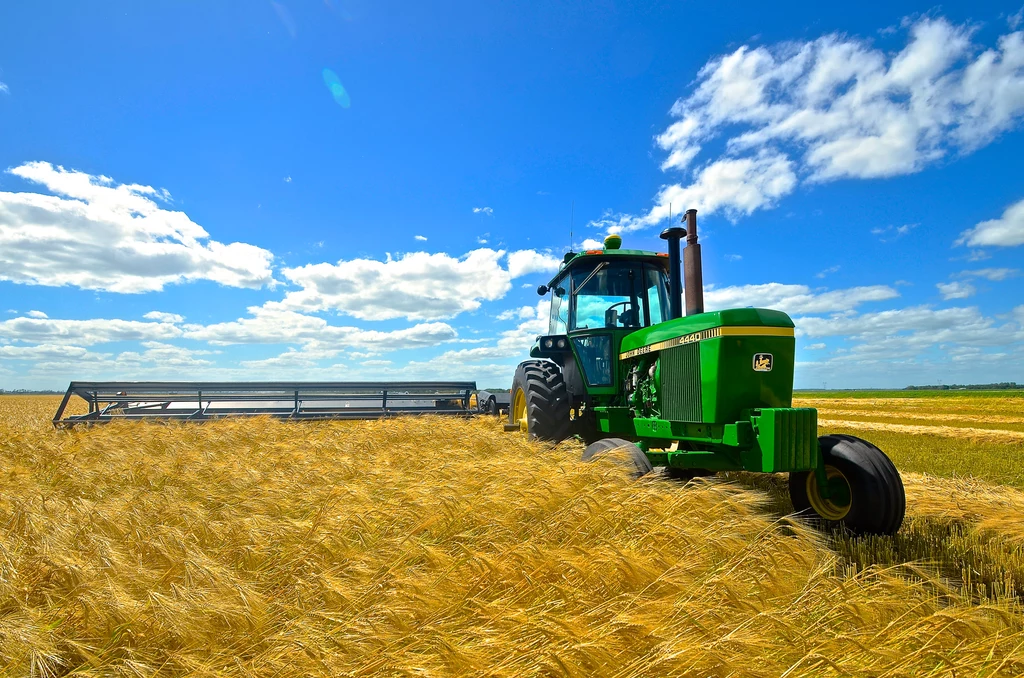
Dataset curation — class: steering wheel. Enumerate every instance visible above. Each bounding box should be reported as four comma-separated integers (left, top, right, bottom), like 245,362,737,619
605,301,637,327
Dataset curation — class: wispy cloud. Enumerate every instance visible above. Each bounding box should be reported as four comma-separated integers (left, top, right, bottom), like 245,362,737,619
936,281,976,300
144,311,185,323
0,82,8,94
959,267,1020,281
871,224,917,242
816,265,840,278
473,206,493,216
414,235,428,241
706,282,898,315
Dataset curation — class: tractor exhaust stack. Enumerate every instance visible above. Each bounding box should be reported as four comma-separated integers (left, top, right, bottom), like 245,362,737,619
659,223,687,320
683,209,704,316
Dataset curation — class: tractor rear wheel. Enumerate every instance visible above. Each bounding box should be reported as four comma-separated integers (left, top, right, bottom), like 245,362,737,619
789,434,905,536
509,360,572,442
582,437,653,478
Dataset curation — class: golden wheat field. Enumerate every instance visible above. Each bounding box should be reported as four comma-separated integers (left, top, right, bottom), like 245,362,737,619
2,394,1024,676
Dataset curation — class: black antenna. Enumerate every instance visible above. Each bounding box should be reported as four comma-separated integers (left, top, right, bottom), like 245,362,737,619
569,200,575,250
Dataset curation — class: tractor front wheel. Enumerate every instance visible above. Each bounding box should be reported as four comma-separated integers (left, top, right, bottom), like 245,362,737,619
509,360,572,442
581,438,653,478
789,434,905,536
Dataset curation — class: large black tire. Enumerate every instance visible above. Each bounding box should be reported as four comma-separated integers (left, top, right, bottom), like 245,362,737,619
790,434,905,536
487,398,499,416
509,360,572,442
582,437,653,478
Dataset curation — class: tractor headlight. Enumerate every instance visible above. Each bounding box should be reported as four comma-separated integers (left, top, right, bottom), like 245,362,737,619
556,338,567,349
544,338,554,349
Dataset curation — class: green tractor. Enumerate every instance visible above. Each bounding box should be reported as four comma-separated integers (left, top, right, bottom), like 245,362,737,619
509,209,905,536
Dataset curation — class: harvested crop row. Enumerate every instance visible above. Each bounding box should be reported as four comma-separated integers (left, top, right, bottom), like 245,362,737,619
810,407,1024,428
818,417,1024,445
2,397,1024,676
797,396,1024,420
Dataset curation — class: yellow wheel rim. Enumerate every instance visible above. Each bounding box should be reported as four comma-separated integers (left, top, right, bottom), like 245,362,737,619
512,388,528,434
806,465,852,521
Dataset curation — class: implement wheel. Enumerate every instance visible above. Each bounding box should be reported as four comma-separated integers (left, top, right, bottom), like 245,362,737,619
509,360,572,442
582,438,653,478
789,434,905,536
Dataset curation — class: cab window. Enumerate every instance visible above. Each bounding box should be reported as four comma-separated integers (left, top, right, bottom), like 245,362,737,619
548,277,568,334
569,260,668,330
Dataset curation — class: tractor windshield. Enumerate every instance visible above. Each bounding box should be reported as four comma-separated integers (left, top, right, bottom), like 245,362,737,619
569,260,669,330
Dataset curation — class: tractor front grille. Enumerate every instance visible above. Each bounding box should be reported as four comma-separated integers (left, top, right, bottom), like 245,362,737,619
660,343,702,422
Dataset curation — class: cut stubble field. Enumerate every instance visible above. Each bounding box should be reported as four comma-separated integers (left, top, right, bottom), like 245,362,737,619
1,393,1024,676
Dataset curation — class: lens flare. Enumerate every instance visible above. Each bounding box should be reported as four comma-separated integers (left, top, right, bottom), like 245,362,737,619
271,1,297,38
322,68,351,108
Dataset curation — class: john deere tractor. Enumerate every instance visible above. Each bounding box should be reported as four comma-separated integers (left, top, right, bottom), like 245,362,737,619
509,209,905,536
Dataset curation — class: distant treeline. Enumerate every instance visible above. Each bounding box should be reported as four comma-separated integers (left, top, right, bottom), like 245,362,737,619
0,389,62,395
904,383,1020,391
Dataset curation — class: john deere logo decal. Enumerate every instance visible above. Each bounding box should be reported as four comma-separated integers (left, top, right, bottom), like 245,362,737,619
753,353,773,372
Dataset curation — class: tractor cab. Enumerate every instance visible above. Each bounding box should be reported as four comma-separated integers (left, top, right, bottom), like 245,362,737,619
532,244,671,394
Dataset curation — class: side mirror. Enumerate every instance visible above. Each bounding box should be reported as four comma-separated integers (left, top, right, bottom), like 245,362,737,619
537,285,549,296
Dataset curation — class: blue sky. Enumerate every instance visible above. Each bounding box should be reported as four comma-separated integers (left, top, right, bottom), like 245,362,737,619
1,1,1023,390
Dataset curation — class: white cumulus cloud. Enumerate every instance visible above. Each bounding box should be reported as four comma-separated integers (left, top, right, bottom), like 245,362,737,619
269,248,560,322
272,249,511,321
609,17,1024,231
506,249,562,279
957,198,1024,247
408,300,551,368
0,343,97,361
0,162,275,292
0,315,183,345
